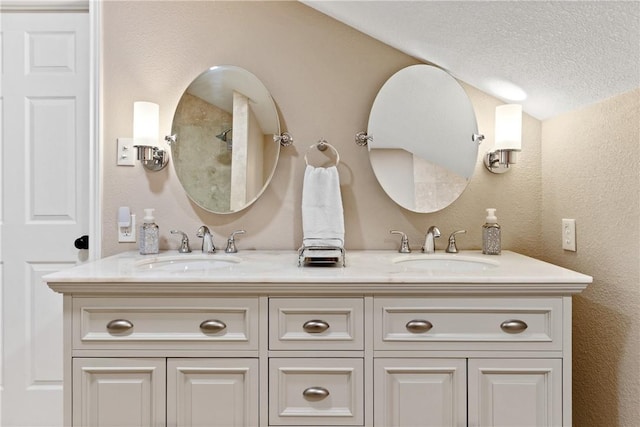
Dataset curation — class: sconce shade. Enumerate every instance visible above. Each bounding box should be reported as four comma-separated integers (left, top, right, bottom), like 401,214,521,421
133,101,159,146
494,104,522,151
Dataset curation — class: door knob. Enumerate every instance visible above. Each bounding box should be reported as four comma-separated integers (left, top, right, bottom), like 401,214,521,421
74,235,89,250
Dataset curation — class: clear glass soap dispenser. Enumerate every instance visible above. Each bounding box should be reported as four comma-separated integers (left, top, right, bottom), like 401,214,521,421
139,208,159,255
482,208,501,255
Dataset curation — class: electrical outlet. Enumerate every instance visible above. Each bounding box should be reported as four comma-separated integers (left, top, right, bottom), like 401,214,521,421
118,213,137,243
562,218,576,251
117,138,136,166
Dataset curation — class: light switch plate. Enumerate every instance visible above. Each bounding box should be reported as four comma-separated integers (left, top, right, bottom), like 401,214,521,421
562,218,576,251
117,138,135,166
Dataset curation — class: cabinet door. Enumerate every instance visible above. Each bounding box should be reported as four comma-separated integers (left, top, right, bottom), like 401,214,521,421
374,358,466,427
72,358,166,427
167,358,259,427
468,359,562,427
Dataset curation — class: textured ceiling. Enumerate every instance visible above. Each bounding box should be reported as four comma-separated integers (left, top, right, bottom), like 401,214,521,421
303,1,640,120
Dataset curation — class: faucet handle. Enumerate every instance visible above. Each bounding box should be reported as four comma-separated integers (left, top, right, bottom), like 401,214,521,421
170,229,192,253
390,230,411,253
446,229,467,253
225,230,246,253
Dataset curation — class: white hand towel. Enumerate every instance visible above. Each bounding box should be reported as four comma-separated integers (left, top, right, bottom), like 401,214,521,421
302,165,344,248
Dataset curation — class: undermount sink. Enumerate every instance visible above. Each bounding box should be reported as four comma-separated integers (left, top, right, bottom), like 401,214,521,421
134,254,242,273
392,254,500,273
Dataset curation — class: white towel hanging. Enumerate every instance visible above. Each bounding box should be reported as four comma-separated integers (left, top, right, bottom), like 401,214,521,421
301,163,344,248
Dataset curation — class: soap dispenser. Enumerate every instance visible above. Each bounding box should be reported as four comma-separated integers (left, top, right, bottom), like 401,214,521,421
139,208,159,255
482,208,501,255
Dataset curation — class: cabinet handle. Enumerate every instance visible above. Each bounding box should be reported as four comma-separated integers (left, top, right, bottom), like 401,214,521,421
106,319,133,332
302,386,330,401
500,319,528,334
199,319,227,333
406,319,433,333
303,320,330,333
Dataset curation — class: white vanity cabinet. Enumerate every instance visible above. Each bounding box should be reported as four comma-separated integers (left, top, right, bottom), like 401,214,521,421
68,296,260,427
373,297,566,427
45,250,590,427
73,357,258,427
268,298,365,426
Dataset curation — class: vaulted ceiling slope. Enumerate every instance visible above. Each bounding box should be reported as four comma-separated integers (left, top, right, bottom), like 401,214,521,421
302,1,640,120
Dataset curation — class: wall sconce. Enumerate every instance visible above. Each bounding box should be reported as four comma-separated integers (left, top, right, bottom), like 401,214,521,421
132,101,169,171
484,104,522,174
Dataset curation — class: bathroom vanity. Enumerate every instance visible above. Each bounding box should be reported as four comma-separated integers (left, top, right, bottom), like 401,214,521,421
44,250,591,427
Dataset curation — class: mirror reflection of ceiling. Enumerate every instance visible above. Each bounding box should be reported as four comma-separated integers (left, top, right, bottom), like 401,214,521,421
303,1,639,120
187,66,279,135
367,65,478,214
369,65,477,180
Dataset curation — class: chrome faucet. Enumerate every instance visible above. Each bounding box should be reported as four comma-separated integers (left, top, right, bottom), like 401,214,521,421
170,229,192,253
422,226,441,254
196,225,215,253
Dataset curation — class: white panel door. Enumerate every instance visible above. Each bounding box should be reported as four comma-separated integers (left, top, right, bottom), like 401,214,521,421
167,358,259,427
468,358,563,427
374,358,467,427
73,358,166,427
0,11,89,426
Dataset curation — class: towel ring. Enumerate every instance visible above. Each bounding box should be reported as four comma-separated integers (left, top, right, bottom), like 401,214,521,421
304,140,340,166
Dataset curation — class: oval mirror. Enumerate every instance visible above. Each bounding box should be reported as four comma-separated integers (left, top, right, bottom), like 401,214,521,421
170,65,280,214
367,64,479,213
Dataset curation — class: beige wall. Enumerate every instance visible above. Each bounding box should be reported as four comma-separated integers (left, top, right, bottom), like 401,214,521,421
102,2,640,424
102,0,542,258
542,89,640,426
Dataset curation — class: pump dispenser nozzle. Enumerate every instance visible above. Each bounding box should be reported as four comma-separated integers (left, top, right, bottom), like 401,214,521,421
143,208,155,223
485,208,497,223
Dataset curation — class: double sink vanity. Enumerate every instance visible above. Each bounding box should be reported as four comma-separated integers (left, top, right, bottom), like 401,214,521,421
45,249,591,427
52,61,592,426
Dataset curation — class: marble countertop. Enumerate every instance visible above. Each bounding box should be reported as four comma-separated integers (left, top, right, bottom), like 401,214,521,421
44,250,592,296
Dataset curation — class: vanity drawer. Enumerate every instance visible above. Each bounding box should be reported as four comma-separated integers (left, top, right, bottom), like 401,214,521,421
374,297,563,351
269,358,364,426
269,298,364,350
73,297,258,350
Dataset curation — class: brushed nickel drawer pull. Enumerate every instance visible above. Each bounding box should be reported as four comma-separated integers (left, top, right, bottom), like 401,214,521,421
199,319,227,333
501,319,528,333
302,386,330,401
303,320,330,333
106,319,133,332
406,319,433,333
